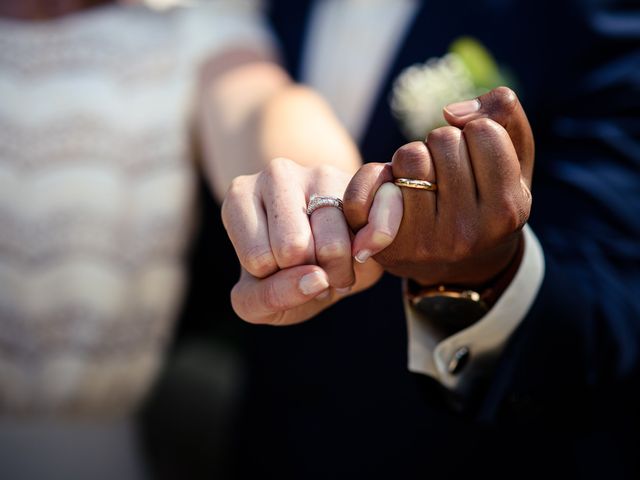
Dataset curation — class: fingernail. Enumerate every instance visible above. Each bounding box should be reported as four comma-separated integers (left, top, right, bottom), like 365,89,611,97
445,98,480,117
298,271,329,295
371,183,396,242
354,250,371,264
336,286,352,295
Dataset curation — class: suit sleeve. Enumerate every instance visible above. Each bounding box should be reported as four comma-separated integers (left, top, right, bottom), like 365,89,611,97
472,1,640,426
406,225,545,394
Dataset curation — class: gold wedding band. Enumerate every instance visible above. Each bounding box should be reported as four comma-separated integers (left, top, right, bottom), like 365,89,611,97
393,178,437,191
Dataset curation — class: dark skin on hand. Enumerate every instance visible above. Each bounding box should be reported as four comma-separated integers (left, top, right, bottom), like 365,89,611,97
344,87,535,288
0,0,113,20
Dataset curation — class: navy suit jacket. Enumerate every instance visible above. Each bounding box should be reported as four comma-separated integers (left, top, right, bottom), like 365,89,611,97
147,1,640,478
223,1,640,478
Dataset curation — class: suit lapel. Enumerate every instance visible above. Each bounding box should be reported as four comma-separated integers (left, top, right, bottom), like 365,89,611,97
359,1,484,163
270,0,516,165
268,0,314,79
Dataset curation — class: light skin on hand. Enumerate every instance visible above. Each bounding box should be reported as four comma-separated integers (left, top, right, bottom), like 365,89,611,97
222,158,402,325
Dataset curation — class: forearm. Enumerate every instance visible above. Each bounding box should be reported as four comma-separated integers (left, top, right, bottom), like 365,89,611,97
258,84,362,174
198,51,361,202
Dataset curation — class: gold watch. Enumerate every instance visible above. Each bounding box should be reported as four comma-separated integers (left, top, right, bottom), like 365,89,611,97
406,282,490,333
406,236,525,334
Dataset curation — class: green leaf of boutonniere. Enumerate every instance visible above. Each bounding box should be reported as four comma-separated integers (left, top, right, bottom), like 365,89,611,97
449,36,504,92
390,36,515,140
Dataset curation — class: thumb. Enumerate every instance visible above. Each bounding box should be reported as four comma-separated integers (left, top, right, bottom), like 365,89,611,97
350,182,403,264
443,86,534,187
231,266,329,325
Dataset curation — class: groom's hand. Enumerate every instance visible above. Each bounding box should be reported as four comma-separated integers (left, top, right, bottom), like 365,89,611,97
222,158,402,325
344,87,534,287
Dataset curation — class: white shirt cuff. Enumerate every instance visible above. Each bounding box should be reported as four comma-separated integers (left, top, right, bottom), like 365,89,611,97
406,224,545,393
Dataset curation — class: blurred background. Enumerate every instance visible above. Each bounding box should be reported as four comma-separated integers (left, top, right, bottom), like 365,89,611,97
0,0,267,478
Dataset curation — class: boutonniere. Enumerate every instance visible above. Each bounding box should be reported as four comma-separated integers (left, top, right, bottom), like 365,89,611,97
390,37,514,140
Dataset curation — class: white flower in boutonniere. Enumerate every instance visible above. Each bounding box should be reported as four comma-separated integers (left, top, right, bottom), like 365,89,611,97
390,37,514,140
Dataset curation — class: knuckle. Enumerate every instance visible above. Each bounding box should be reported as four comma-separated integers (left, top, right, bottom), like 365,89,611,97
449,245,470,264
521,181,533,208
230,283,255,323
343,184,368,212
220,197,232,228
463,117,501,137
516,186,532,225
222,176,255,224
428,127,464,175
427,126,462,151
343,163,384,229
494,194,526,234
266,157,296,179
392,141,430,169
360,162,384,177
490,86,518,113
260,280,287,313
269,156,294,170
313,163,338,179
273,234,311,266
222,177,247,214
220,203,237,237
316,240,350,264
450,229,475,263
243,246,277,277
516,198,532,230
228,174,249,194
414,242,433,264
516,200,531,230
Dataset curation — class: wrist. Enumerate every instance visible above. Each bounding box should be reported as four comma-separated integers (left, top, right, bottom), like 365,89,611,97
406,232,525,332
411,232,524,292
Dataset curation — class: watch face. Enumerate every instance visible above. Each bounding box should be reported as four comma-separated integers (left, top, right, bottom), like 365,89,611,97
413,296,488,332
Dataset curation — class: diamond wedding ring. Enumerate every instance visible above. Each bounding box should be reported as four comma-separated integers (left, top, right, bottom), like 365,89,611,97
306,194,344,216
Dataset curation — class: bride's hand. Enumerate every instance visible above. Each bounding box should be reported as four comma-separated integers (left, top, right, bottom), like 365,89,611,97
222,157,403,325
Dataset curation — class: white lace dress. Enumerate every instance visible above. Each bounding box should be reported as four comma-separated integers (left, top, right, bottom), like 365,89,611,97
0,0,270,417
